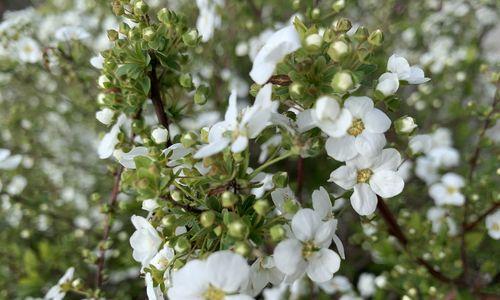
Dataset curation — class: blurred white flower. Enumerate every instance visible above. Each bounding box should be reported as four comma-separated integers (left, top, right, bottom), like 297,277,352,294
16,37,42,63
0,149,22,170
95,108,114,125
357,273,376,298
151,127,169,144
54,26,90,41
486,210,500,240
129,215,162,268
429,173,465,206
44,267,75,300
318,275,352,295
427,206,458,236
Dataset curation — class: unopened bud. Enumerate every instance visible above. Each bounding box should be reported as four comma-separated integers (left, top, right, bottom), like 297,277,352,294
194,86,209,105
272,172,288,188
331,71,354,92
327,40,350,62
394,116,417,135
200,127,209,143
200,211,216,227
334,18,352,32
368,29,384,47
179,73,193,89
289,82,304,100
234,241,251,257
221,191,238,207
142,27,155,41
331,0,345,12
182,29,198,47
253,199,270,216
161,215,176,228
181,132,197,147
228,220,249,239
133,1,149,16
174,236,191,253
270,225,286,241
354,26,369,41
171,190,183,202
151,127,169,144
107,29,119,42
304,34,323,52
311,8,321,20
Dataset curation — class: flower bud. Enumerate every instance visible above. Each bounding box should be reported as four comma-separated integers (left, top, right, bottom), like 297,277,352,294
327,40,350,62
179,73,193,89
272,172,288,188
331,0,345,12
200,127,209,143
331,71,354,92
283,199,299,215
142,27,155,41
112,0,124,16
119,22,130,35
200,211,216,228
95,108,114,125
292,0,300,10
394,116,417,135
304,34,323,52
221,191,238,207
181,132,197,147
157,8,169,23
368,29,384,47
311,8,321,20
107,29,119,42
171,190,183,202
71,278,83,289
174,236,191,253
161,215,176,228
270,224,286,241
289,82,304,100
182,29,198,47
376,72,399,97
354,26,369,41
334,18,352,32
213,225,223,236
228,219,249,239
133,1,149,16
234,241,252,257
253,199,270,216
151,127,169,144
194,86,209,105
98,75,110,89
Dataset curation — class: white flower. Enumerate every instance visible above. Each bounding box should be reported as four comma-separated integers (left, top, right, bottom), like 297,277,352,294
114,146,148,169
394,116,417,134
167,251,252,300
329,148,404,215
54,26,90,41
251,172,275,199
318,275,352,295
325,96,390,161
90,54,104,69
246,256,284,296
196,0,222,42
274,209,341,283
309,96,352,138
142,199,159,212
376,72,399,96
357,273,376,298
44,267,75,300
194,84,277,158
150,245,175,271
98,75,110,88
409,134,433,154
129,215,162,268
250,25,301,84
95,108,114,125
387,54,430,84
426,206,458,236
427,146,459,168
145,272,164,300
151,127,169,144
429,173,465,206
485,210,500,240
415,157,440,185
0,149,22,170
16,37,42,63
271,186,299,219
6,175,27,195
98,114,127,159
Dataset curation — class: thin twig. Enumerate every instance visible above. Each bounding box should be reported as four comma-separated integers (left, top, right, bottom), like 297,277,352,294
296,157,304,203
246,0,261,19
148,54,172,147
463,202,500,232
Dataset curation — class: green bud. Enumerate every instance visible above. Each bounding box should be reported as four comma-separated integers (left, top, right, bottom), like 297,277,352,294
128,28,142,41
200,211,216,228
292,0,300,10
133,1,149,16
327,40,350,62
194,86,209,105
161,215,176,228
289,82,304,100
91,193,101,202
283,199,299,215
270,225,286,241
200,127,209,143
107,29,119,42
253,199,270,216
354,26,369,41
234,241,252,257
394,116,417,135
157,8,169,23
331,0,345,12
181,132,197,147
119,22,130,35
213,225,223,236
179,73,193,89
221,191,238,207
357,48,370,62
171,190,183,202
331,71,354,92
368,29,384,47
112,0,124,16
272,172,288,188
142,27,155,41
311,8,321,20
304,33,323,52
227,219,249,239
174,237,191,253
182,29,198,47
71,278,83,289
232,152,244,163
334,18,352,32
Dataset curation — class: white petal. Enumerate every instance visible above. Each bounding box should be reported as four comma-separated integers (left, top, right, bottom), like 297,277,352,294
387,54,411,79
226,295,254,300
429,184,447,204
231,135,249,153
441,173,464,189
273,239,305,275
317,108,352,137
325,136,357,162
168,259,208,299
296,109,315,133
225,91,239,123
344,96,374,118
291,208,322,242
350,183,378,215
306,248,341,283
207,251,250,293
314,96,340,121
407,66,430,84
376,72,399,96
354,132,386,158
328,166,357,190
332,234,345,259
313,219,335,248
369,170,404,198
372,148,402,172
194,138,230,158
363,108,391,133
312,187,332,220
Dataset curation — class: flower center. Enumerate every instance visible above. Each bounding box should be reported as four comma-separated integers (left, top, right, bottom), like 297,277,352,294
347,119,365,136
446,186,457,194
204,285,225,300
357,168,373,183
302,241,317,259
492,222,500,232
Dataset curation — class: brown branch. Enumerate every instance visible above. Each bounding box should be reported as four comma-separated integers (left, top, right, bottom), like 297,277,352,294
149,54,172,147
246,0,261,19
464,202,500,232
296,157,304,203
376,197,458,284
95,165,124,289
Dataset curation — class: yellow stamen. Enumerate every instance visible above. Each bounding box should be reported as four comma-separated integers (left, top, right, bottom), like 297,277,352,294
203,285,225,300
357,169,373,183
347,119,365,137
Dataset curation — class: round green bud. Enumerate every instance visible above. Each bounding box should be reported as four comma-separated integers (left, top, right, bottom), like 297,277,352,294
91,193,101,202
171,190,183,202
221,191,238,207
181,132,197,148
327,40,350,62
142,27,155,41
311,8,321,20
272,172,288,188
354,26,369,41
200,127,209,143
292,0,300,10
119,22,130,35
368,29,384,47
270,224,286,241
334,18,352,32
234,241,252,257
133,1,149,16
227,220,249,240
194,86,209,105
331,71,354,92
232,152,244,163
200,211,216,228
213,225,223,236
112,0,124,16
107,29,119,42
289,82,304,100
253,199,270,216
331,0,345,12
182,29,198,47
283,199,299,215
157,8,169,23
304,33,323,52
179,73,193,89
161,215,177,228
174,236,191,253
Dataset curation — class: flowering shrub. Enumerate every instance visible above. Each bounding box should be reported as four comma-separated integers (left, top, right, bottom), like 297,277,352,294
0,0,499,299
